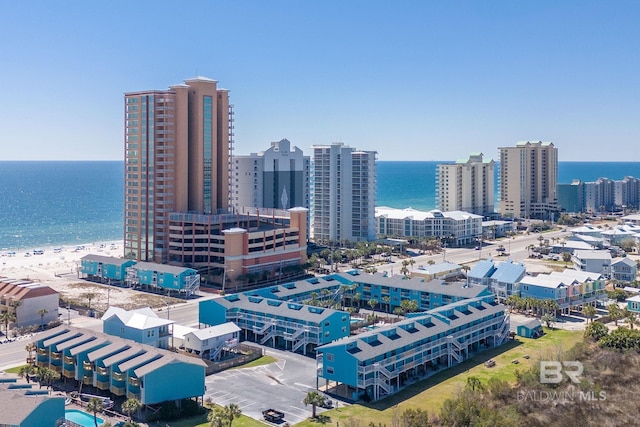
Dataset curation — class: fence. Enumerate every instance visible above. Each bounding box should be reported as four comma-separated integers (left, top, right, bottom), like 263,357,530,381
204,343,264,375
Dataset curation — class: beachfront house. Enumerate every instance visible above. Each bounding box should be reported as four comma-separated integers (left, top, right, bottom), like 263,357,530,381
572,250,612,276
79,254,136,283
101,307,174,349
611,257,638,283
125,262,200,297
34,326,206,405
0,279,59,330
0,383,65,427
315,297,510,402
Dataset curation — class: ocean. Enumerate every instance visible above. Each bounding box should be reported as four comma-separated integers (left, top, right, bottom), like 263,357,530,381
1,160,639,251
0,161,123,252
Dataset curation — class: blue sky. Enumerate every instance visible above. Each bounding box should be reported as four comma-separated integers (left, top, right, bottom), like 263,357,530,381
1,1,639,161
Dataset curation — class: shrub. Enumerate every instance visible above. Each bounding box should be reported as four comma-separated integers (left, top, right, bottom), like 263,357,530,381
585,322,609,342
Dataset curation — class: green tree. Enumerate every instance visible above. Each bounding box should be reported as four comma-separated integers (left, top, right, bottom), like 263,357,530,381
224,403,242,427
584,321,608,341
87,397,104,427
18,364,34,384
83,292,97,311
582,304,597,323
122,397,142,422
208,406,228,427
466,376,484,392
367,299,379,319
37,308,48,330
562,251,572,265
303,390,324,418
608,303,623,326
541,313,556,329
0,311,16,338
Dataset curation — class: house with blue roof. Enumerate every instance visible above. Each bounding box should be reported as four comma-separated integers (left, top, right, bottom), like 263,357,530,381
34,325,206,405
315,297,509,401
467,259,525,302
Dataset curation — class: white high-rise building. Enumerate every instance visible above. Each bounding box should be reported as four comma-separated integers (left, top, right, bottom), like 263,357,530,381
232,139,310,211
311,143,377,243
436,153,495,215
499,141,558,219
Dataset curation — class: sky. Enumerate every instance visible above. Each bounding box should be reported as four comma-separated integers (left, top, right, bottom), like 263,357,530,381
1,1,639,161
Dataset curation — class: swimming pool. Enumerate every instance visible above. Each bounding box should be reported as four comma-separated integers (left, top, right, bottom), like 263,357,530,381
65,409,104,427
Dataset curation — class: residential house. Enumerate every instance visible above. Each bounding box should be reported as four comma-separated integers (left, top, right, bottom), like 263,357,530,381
611,257,637,283
519,270,605,313
467,259,525,302
181,323,241,360
125,262,200,297
572,250,612,277
102,307,174,349
80,255,136,283
410,262,462,282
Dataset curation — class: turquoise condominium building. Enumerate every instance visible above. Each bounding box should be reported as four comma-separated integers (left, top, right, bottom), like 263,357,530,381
316,296,509,401
200,270,509,401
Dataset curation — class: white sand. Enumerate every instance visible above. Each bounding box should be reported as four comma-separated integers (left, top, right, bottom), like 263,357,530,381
0,241,180,311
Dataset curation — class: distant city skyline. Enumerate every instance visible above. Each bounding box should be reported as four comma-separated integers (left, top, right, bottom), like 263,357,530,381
1,1,639,161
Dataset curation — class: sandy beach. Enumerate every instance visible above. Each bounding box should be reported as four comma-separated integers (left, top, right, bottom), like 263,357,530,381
0,241,183,312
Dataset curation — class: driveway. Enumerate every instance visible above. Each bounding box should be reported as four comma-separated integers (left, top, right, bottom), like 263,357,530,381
205,345,338,425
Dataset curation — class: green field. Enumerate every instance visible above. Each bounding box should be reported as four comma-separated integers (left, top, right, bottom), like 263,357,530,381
296,328,583,427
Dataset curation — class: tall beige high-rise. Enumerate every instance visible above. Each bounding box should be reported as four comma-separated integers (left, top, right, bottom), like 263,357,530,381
499,141,558,219
436,153,495,215
124,77,232,262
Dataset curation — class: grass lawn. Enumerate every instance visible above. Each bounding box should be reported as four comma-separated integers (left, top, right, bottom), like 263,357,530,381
296,328,583,427
4,365,26,374
230,355,278,370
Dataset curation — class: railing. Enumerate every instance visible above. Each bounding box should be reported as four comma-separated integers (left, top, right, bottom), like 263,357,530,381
110,385,125,396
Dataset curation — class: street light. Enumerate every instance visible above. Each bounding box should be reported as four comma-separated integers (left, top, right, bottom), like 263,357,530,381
163,300,170,319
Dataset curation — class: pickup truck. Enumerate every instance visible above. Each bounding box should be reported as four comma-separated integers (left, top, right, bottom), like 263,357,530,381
263,409,285,423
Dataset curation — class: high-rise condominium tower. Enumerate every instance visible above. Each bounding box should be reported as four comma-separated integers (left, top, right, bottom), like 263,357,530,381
499,141,558,219
311,143,377,243
436,153,495,215
232,139,310,211
124,77,232,262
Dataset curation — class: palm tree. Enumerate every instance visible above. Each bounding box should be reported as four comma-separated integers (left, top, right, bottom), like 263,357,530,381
87,398,104,427
122,397,142,422
541,313,556,329
303,390,324,419
381,296,391,314
83,292,96,311
607,303,622,326
623,307,637,330
368,299,379,320
224,403,242,427
19,364,34,383
0,311,16,338
37,308,48,330
208,406,228,427
582,305,596,323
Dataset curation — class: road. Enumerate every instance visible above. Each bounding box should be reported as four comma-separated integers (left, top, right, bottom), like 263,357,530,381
372,229,571,276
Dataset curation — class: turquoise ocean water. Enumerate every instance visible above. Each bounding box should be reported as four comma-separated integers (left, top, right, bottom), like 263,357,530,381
1,161,639,251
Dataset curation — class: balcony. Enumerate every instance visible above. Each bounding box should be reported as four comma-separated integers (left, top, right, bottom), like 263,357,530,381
82,375,93,386
96,380,110,390
110,385,126,396
97,366,109,376
51,352,62,361
64,356,75,365
129,377,140,387
127,390,141,400
82,361,94,372
37,348,48,356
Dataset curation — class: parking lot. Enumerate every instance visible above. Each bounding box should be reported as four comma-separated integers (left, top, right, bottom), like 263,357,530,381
205,345,342,425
